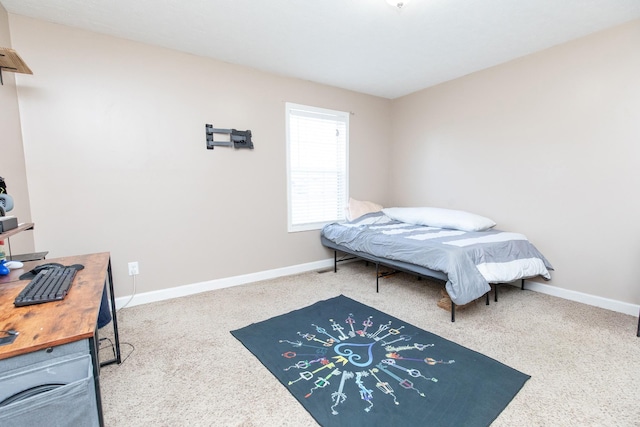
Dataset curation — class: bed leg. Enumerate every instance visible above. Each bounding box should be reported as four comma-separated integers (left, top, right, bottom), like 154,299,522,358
485,292,490,305
451,303,455,322
334,251,337,273
376,263,380,293
521,279,525,290
495,284,499,302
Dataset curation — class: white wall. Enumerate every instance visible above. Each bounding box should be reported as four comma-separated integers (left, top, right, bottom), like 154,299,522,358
6,10,640,312
390,20,640,306
7,14,391,297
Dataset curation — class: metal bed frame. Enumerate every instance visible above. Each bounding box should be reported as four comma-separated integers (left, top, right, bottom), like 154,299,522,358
321,236,524,322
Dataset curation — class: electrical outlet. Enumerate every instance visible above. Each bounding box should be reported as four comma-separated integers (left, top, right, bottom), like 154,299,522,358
128,261,139,276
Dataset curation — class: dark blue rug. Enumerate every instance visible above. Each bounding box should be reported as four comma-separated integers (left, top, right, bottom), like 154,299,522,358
231,295,529,427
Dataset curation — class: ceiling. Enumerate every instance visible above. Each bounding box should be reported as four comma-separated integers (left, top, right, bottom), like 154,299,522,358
2,0,640,99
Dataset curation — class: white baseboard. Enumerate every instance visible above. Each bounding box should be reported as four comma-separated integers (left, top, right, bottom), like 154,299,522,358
115,258,640,317
522,280,639,316
114,258,334,310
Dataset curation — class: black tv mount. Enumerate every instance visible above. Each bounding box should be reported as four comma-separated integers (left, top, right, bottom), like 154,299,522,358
205,124,254,150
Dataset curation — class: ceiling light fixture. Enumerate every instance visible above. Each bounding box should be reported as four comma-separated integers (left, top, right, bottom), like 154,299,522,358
386,0,411,9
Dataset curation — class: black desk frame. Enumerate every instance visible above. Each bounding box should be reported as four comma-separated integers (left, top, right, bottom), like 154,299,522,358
91,257,122,426
99,257,121,367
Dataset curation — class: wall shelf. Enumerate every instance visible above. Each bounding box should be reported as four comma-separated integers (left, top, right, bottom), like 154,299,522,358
0,47,33,85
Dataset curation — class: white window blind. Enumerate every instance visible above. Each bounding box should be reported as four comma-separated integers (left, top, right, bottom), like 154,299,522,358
286,103,349,232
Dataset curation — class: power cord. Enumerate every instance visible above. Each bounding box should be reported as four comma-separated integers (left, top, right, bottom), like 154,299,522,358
99,336,135,364
117,274,137,312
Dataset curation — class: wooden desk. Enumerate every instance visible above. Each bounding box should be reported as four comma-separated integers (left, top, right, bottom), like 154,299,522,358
0,253,120,426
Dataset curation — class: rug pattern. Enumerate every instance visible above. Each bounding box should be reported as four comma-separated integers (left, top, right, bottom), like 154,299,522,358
231,295,529,427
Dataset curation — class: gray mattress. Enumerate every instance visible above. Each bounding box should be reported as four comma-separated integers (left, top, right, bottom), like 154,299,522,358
321,211,553,305
321,235,448,283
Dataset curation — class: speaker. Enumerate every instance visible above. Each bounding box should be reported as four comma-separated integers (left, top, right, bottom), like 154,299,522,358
0,194,13,214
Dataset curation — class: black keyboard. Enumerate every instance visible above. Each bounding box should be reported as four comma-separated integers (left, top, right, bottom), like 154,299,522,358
14,267,78,307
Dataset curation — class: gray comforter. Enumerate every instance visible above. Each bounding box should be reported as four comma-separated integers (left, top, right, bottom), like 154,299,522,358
321,212,553,305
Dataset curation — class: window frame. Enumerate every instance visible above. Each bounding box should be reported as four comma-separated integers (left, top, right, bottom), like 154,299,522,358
285,102,349,233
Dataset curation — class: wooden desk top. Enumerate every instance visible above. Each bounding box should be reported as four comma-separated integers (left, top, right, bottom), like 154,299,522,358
0,252,110,360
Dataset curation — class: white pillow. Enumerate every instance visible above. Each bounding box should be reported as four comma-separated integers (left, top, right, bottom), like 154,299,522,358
381,207,496,232
347,198,383,221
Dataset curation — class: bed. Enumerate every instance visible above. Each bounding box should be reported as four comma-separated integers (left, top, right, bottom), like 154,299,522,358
320,207,553,321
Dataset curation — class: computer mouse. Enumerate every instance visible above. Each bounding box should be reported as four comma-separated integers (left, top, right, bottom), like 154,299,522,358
4,261,24,269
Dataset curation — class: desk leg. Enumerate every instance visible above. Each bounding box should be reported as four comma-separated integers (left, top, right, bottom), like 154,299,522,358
90,330,106,427
101,257,122,367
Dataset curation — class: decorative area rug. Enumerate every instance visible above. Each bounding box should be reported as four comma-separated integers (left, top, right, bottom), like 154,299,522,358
231,295,529,427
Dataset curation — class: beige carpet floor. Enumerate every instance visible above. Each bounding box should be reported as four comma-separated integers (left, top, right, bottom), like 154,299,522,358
98,261,640,426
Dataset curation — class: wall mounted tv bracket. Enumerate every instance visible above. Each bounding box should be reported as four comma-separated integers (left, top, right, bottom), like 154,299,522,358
205,124,254,150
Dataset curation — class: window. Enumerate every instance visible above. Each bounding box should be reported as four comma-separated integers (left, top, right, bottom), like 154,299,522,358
286,103,349,232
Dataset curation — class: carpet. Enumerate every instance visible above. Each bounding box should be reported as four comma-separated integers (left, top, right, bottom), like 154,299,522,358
231,295,529,427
